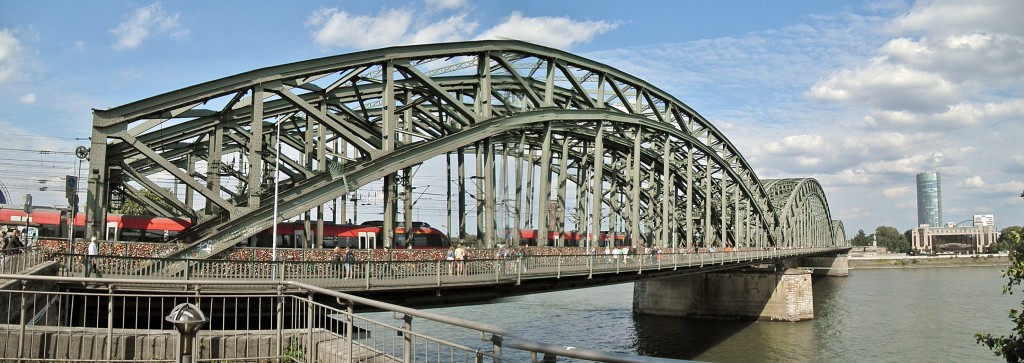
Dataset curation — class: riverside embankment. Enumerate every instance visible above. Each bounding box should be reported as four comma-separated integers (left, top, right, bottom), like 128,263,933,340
849,252,1009,269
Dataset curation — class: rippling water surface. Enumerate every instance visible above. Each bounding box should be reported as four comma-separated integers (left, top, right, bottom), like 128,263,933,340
371,266,1016,362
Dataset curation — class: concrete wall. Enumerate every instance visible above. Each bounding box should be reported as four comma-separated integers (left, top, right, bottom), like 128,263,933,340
633,268,814,321
0,327,353,361
801,256,850,277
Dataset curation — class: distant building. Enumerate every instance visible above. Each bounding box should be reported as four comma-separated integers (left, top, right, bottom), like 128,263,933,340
916,172,942,227
911,223,996,254
973,214,994,227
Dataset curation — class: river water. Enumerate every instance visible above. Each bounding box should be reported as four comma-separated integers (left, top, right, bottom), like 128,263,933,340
407,265,1017,362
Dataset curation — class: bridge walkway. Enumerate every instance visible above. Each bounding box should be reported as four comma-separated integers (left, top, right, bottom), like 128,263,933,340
55,247,849,293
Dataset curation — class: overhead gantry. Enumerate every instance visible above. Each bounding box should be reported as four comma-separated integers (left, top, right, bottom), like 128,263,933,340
85,40,846,260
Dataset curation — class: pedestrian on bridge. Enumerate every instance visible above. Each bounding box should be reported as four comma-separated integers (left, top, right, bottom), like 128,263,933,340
331,246,342,278
377,247,393,279
454,244,466,275
84,237,102,278
9,229,24,250
446,246,455,275
342,247,355,279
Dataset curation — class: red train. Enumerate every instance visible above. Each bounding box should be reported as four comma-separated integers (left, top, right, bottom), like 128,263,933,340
250,220,450,249
0,207,189,242
0,207,450,249
510,229,633,247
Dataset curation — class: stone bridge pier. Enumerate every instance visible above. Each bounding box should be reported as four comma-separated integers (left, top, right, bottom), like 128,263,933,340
632,254,848,321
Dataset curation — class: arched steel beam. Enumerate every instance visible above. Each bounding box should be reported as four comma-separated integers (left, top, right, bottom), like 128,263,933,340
166,108,782,263
87,40,840,257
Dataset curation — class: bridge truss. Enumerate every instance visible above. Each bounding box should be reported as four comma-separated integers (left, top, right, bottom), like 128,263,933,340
85,40,846,259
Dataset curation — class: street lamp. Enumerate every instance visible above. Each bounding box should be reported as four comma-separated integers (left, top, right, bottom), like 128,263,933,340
165,303,207,363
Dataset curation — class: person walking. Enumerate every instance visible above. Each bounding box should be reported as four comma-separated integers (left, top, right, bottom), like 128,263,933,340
9,229,23,249
84,237,102,278
378,246,393,279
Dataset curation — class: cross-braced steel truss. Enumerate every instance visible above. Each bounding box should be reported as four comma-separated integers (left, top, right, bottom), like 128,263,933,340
86,40,846,261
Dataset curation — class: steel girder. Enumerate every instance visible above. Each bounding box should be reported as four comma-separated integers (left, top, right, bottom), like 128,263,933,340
86,40,844,263
762,178,843,248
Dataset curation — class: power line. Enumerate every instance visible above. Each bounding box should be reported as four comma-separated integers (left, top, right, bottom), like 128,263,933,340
0,147,76,155
2,134,89,141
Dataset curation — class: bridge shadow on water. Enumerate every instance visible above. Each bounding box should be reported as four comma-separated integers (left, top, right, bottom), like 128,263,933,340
631,313,754,360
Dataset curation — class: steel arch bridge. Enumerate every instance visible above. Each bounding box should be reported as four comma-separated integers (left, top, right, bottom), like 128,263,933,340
85,40,846,261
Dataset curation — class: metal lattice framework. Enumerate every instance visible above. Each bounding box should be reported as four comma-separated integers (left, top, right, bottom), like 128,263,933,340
86,40,846,261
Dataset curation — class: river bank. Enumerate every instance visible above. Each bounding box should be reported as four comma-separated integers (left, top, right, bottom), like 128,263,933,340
848,253,1009,269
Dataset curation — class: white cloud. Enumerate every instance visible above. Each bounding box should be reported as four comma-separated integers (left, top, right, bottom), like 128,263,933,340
424,0,467,11
19,93,35,104
761,134,825,156
822,169,880,186
807,60,957,114
883,186,910,197
1002,154,1024,173
837,206,872,220
889,0,1024,37
981,180,1024,196
307,8,614,51
958,176,986,189
0,29,23,84
307,8,414,49
111,3,189,51
475,12,619,50
808,0,1024,134
407,14,479,45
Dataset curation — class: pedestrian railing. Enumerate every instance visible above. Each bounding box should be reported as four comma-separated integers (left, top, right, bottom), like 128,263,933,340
0,274,687,362
0,246,51,275
55,247,845,289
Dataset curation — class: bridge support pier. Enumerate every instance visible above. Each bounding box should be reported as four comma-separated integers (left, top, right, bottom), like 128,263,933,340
633,268,813,321
799,255,850,277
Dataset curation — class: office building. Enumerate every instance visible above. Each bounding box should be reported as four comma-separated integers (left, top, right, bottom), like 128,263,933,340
973,214,994,227
916,172,942,227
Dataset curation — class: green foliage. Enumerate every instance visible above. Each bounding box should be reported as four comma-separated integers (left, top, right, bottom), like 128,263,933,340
283,336,305,361
976,229,1024,362
114,188,176,216
1000,227,1024,252
850,229,872,246
875,226,910,253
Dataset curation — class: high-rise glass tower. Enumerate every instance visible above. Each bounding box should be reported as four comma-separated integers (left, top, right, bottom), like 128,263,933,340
916,172,942,227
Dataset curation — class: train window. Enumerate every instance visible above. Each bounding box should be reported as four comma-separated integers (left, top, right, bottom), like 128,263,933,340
121,229,144,242
336,237,357,249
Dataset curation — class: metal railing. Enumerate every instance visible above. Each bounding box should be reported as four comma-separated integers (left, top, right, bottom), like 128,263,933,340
0,247,52,275
0,274,688,363
55,247,844,288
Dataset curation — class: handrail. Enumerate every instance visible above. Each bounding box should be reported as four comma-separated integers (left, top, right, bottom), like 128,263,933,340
0,273,690,362
52,246,850,283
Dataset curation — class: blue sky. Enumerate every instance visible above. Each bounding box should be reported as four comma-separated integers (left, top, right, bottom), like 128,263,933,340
1,0,1022,237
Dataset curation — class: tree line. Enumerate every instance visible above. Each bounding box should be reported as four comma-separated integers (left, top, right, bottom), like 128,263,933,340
848,225,1023,254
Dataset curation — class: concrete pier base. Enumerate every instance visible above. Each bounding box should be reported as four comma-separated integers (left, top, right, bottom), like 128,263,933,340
633,268,814,321
800,255,850,277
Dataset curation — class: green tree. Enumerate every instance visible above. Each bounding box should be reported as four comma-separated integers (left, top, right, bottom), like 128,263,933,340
875,226,909,253
1000,227,1024,252
976,228,1024,361
850,229,872,246
114,188,177,216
